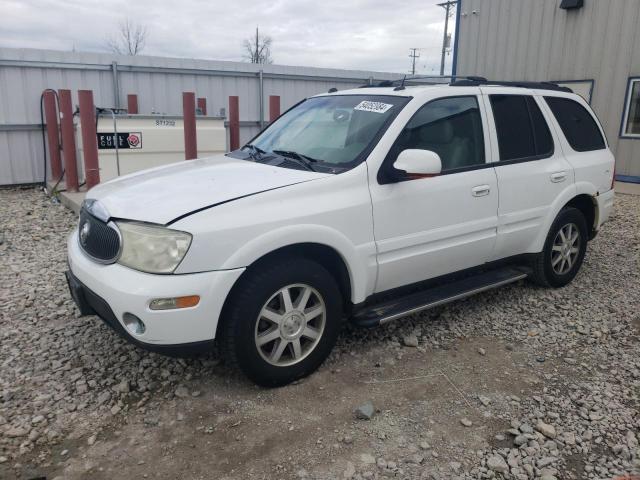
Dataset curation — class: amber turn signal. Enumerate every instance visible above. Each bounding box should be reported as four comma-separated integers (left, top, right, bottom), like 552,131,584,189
149,295,200,310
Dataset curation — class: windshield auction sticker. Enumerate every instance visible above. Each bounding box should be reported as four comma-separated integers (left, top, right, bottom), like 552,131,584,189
354,101,394,114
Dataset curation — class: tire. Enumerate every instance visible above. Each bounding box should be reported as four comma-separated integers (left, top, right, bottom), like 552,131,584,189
529,207,588,288
218,257,342,387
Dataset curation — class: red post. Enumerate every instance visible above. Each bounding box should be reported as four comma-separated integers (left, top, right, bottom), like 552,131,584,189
269,95,281,123
183,92,197,160
58,89,79,192
229,96,240,151
127,94,139,114
43,90,62,181
78,90,100,189
197,97,207,116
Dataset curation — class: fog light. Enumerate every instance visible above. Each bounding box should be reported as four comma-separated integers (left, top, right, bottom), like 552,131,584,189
149,295,200,311
123,312,146,335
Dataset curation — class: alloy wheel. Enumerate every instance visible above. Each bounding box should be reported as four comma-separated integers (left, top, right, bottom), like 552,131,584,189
254,284,326,367
551,222,581,275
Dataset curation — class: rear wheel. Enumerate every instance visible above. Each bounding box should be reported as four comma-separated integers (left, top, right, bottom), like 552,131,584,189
219,257,342,387
530,207,588,288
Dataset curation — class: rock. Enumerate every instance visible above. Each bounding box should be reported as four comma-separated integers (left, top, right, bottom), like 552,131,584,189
342,435,353,444
354,401,375,420
343,461,356,479
191,390,201,397
460,418,473,427
87,435,96,446
402,335,419,347
96,391,111,406
478,395,491,406
110,405,121,415
113,380,130,394
477,347,486,356
4,427,28,438
60,449,68,456
563,432,576,445
487,454,509,474
174,386,190,398
0,456,7,464
537,456,558,468
535,421,557,439
360,453,376,464
514,434,528,446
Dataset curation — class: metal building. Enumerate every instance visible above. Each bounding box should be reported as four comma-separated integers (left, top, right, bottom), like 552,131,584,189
453,0,640,183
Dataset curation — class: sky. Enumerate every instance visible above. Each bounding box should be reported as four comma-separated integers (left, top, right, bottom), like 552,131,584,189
0,0,456,74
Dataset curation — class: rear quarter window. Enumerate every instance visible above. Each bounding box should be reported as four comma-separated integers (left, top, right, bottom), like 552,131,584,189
544,97,606,152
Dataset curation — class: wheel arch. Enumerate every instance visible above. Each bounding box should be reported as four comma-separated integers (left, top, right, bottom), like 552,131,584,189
217,224,374,305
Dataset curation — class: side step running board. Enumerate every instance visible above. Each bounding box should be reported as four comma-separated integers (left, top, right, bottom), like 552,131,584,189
351,267,528,328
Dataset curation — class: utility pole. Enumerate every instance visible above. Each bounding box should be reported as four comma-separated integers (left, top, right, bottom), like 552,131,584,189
438,1,457,76
409,48,420,75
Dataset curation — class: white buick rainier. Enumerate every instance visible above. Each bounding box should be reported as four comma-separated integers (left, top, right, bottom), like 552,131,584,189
67,79,615,386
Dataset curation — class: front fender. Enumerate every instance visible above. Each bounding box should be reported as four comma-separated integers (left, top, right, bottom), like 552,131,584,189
219,224,376,303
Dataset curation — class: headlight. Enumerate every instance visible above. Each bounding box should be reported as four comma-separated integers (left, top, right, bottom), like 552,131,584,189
116,222,192,274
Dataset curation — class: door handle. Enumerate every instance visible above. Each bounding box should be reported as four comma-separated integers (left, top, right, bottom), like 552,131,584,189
550,171,567,183
472,185,491,197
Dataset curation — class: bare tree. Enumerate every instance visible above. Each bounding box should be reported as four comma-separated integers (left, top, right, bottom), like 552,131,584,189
107,19,148,56
243,27,273,64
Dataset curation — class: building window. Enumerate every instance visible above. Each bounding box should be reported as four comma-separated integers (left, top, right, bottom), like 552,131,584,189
622,78,640,138
489,95,553,162
545,97,606,152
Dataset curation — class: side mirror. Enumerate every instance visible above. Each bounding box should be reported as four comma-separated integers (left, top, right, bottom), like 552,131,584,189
393,149,442,180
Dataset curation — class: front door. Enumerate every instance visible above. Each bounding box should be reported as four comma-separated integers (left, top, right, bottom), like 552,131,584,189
369,94,499,293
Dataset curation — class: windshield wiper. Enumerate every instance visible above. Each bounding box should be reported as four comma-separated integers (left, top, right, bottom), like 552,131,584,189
272,150,318,172
243,144,267,162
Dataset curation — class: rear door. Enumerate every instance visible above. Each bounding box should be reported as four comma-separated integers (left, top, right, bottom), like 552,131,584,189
542,96,614,193
481,91,575,259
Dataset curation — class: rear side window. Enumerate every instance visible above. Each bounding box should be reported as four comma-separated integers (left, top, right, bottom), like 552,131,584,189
489,95,554,161
544,97,606,151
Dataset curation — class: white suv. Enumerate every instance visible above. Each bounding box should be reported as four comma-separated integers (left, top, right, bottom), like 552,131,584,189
66,80,615,386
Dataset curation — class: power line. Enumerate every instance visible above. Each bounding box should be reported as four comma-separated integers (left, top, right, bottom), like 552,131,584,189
408,48,420,75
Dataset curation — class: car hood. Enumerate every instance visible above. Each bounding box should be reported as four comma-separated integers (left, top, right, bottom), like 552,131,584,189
86,155,330,225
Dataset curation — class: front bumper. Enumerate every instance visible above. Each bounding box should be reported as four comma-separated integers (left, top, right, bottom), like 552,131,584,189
67,230,245,347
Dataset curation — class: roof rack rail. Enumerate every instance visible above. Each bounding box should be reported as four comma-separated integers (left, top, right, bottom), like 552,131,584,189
450,78,572,93
358,75,487,89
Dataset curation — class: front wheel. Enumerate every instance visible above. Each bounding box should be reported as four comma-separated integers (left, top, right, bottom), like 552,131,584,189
219,257,342,387
530,207,588,288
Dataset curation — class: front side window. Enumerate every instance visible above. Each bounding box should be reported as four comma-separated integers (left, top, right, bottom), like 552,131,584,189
489,95,554,162
392,96,486,171
545,96,606,151
622,79,640,137
235,95,409,172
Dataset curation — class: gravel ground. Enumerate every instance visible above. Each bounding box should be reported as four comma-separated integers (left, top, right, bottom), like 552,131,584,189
0,186,639,480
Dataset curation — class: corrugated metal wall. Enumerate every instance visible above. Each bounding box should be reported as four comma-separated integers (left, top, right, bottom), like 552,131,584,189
0,48,401,186
455,0,640,179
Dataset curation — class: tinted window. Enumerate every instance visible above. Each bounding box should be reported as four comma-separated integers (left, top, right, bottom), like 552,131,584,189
489,95,554,161
394,96,485,171
545,97,606,151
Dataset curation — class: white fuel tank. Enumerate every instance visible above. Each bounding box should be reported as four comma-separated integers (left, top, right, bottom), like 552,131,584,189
76,113,227,183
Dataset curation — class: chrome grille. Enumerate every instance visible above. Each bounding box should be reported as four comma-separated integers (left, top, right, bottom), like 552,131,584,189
78,209,121,263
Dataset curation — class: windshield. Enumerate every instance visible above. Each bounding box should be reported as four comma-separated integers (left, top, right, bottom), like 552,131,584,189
231,94,409,172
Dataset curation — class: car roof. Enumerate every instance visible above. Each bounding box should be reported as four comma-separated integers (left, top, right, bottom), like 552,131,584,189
314,83,584,103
